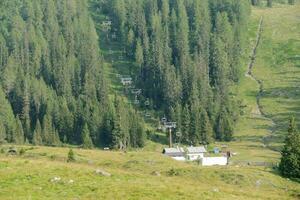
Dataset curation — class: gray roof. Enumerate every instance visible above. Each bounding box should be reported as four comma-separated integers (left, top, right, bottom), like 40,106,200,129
186,146,207,154
163,147,185,157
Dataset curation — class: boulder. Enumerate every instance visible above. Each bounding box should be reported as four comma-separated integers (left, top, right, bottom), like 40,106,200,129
95,169,111,177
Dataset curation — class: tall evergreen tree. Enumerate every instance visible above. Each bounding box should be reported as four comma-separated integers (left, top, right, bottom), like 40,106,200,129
81,123,93,149
0,122,6,143
181,104,191,144
288,0,295,5
32,119,42,145
267,0,272,8
200,109,213,144
14,116,25,144
279,117,300,178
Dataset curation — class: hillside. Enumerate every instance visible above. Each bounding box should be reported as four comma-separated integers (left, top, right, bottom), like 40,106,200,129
0,145,299,200
0,1,300,200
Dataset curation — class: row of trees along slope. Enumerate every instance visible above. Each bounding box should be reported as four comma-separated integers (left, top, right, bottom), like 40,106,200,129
0,0,146,149
94,0,251,144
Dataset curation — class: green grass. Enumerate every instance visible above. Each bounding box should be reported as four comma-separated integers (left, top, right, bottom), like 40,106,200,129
252,4,300,138
0,145,299,200
232,3,300,161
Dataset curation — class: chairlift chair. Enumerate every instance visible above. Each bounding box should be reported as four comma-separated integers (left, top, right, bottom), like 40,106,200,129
144,99,150,106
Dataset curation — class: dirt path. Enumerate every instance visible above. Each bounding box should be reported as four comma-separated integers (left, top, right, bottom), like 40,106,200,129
245,16,276,148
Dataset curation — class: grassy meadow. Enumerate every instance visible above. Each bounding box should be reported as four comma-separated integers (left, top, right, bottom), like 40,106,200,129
0,145,299,200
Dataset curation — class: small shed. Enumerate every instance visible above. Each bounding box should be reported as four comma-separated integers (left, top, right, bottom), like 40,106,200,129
186,146,207,161
163,147,185,161
121,77,132,86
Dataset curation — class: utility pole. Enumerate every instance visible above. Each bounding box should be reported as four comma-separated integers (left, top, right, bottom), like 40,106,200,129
163,121,176,148
169,128,172,148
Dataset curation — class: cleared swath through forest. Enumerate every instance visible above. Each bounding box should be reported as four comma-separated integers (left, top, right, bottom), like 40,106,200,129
246,16,276,149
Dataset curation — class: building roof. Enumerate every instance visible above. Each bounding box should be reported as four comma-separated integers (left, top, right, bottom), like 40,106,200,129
163,147,185,157
186,146,207,154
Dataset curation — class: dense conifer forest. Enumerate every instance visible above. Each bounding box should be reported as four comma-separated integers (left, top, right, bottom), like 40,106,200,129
0,0,252,149
0,0,145,149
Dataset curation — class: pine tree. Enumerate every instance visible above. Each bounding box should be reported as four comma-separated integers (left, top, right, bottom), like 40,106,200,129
0,88,16,143
67,148,76,162
251,0,261,6
127,29,135,57
288,0,295,5
42,113,54,146
135,38,144,72
32,119,43,145
14,116,25,144
200,109,213,144
267,0,272,8
81,123,93,149
0,122,6,144
215,107,234,141
181,104,191,144
279,117,300,178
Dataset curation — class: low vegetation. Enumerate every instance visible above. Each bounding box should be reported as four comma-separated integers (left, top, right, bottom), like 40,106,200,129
0,145,299,200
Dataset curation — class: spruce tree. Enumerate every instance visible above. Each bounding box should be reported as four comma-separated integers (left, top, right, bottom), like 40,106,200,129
0,122,6,144
279,117,300,178
32,120,42,145
0,88,16,143
42,113,54,146
200,109,214,144
181,105,191,144
135,38,144,72
288,0,295,5
215,107,234,141
267,0,272,7
67,148,76,162
81,124,93,149
14,116,25,145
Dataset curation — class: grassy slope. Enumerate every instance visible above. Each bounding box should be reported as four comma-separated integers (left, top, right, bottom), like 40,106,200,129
0,146,299,200
253,4,300,138
0,3,300,200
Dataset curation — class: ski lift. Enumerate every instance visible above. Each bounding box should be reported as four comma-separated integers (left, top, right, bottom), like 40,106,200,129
101,20,112,32
144,99,150,106
161,117,167,123
164,122,176,129
131,89,142,95
121,77,132,86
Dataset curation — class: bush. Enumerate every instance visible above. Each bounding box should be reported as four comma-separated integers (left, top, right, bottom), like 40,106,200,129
67,149,75,162
19,148,26,156
167,168,181,176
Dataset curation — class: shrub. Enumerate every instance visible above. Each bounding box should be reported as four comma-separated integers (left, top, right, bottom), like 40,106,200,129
67,149,75,162
19,148,26,156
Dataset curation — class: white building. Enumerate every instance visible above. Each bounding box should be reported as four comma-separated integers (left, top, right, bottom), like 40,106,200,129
186,146,207,161
201,156,228,166
163,147,185,161
163,146,228,166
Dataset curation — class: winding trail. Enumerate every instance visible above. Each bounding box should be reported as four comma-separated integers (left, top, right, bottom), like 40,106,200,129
245,16,276,148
